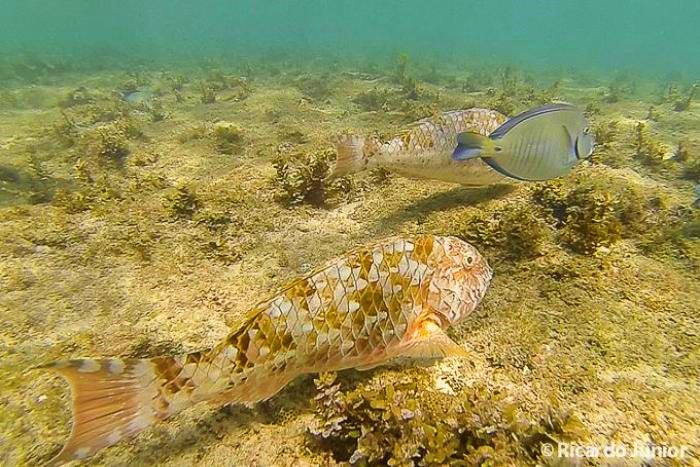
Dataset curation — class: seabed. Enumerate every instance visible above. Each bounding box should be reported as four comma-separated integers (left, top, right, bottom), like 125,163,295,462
0,57,698,465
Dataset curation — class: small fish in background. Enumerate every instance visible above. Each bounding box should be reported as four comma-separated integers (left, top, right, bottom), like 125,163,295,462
121,89,156,105
331,109,510,186
693,185,700,208
452,102,594,181
37,235,492,464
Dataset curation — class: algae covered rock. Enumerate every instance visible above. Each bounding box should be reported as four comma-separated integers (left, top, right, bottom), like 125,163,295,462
211,121,244,155
309,372,588,466
531,172,657,254
273,149,334,206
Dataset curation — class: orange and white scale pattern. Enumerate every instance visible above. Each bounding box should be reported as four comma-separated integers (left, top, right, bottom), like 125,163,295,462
149,234,492,407
386,109,507,156
42,234,493,464
368,109,508,184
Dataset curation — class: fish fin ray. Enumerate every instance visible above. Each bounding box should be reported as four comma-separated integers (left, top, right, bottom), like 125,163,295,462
482,157,532,181
330,134,370,177
37,358,164,465
400,320,469,360
453,132,495,161
208,371,296,405
489,102,576,139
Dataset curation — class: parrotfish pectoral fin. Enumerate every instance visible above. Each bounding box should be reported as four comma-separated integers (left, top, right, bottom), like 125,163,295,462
401,320,469,360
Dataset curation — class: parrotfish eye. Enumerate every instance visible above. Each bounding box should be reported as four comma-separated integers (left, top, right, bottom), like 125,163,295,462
466,256,474,265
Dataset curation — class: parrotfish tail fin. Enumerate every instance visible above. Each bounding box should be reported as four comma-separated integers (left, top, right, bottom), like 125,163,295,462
330,134,369,178
38,356,196,465
452,132,498,161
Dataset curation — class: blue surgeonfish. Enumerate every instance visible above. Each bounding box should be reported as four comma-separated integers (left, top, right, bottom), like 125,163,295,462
452,103,594,181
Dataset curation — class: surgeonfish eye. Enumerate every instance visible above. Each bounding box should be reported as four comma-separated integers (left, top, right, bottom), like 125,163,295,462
583,126,590,135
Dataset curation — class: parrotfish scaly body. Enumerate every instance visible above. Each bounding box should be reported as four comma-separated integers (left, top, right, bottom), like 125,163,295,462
332,109,508,185
39,235,492,464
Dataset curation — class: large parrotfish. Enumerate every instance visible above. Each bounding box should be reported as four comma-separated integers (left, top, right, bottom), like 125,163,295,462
38,235,492,464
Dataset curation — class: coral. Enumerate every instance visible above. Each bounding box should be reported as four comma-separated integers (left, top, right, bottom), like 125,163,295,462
427,202,551,260
683,155,700,181
225,76,252,102
144,99,167,122
497,203,551,259
273,149,334,206
198,231,242,264
400,77,421,101
211,121,244,154
119,78,139,94
167,73,186,91
602,75,634,103
674,140,691,163
309,373,587,466
639,208,700,268
399,101,441,123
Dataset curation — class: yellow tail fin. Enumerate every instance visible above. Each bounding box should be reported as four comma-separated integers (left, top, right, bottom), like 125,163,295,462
38,357,177,465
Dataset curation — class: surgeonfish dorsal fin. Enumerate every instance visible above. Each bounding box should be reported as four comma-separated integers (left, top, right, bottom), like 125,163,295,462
489,102,577,139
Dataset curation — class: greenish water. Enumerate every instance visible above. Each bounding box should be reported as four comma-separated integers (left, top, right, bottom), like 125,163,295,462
2,1,700,466
2,0,700,77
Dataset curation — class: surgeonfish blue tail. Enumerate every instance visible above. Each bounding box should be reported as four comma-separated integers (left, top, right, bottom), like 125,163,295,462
452,132,495,161
452,144,483,161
